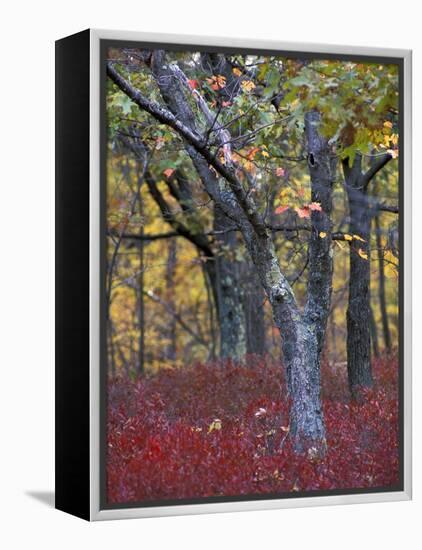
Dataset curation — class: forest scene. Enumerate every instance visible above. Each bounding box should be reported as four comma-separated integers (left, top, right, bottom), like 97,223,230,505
104,45,400,505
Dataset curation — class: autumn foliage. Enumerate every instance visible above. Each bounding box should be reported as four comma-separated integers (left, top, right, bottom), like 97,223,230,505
107,354,399,504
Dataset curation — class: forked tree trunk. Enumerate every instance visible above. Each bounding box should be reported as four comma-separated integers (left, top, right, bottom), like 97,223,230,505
107,61,335,454
342,154,393,397
343,160,373,397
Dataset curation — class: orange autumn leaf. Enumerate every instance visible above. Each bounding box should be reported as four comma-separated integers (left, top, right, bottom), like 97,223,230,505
387,148,399,159
294,202,322,219
207,75,226,91
163,168,175,179
187,79,198,90
241,80,256,92
295,206,311,219
309,202,322,212
246,147,260,160
275,205,289,215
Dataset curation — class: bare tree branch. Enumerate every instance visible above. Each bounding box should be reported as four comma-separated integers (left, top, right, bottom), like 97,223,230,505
362,152,393,185
107,61,268,237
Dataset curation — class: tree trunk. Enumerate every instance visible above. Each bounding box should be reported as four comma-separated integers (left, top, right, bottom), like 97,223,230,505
163,239,177,361
240,225,326,452
243,262,266,356
213,204,247,359
137,179,145,375
343,160,373,397
341,154,393,396
374,214,391,351
369,305,380,358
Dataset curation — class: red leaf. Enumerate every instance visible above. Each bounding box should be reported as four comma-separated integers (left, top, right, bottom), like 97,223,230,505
275,205,289,215
163,168,175,179
295,206,311,218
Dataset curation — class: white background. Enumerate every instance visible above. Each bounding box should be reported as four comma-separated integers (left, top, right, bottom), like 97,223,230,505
0,1,420,548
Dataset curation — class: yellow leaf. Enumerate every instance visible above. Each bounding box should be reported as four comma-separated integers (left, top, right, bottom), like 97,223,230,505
319,231,327,239
208,419,222,433
383,120,393,129
241,80,256,92
358,248,368,260
387,148,399,159
353,234,365,242
383,250,399,279
232,67,242,77
344,234,353,241
261,150,270,158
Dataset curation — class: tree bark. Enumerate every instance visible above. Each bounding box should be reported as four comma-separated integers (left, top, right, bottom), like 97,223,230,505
242,263,266,356
163,239,177,361
343,158,373,397
369,305,380,358
342,153,392,397
213,204,247,359
374,214,391,351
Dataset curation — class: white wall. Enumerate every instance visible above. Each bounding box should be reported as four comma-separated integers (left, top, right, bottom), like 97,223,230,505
0,1,419,548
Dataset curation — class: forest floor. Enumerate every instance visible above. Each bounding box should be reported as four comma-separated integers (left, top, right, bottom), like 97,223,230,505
107,354,400,504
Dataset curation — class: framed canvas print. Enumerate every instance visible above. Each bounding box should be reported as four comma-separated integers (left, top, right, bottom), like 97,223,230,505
55,28,412,521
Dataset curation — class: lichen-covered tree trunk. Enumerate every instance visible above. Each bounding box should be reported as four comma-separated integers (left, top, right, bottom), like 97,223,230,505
239,226,326,452
303,112,335,389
